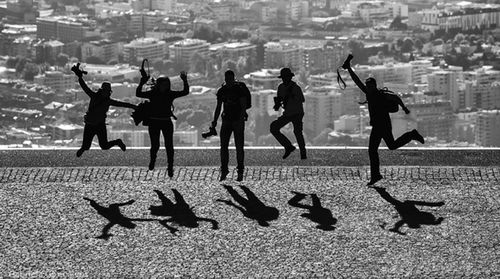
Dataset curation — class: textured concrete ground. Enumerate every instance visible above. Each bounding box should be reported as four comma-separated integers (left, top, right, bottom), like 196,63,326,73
1,166,499,278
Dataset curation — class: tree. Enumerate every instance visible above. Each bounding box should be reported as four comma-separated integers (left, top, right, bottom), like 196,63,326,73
401,37,414,53
414,38,423,52
390,16,407,30
189,52,208,74
56,53,69,67
23,63,39,81
347,39,367,64
236,56,247,76
221,59,238,76
186,110,211,128
313,128,333,145
6,56,19,68
15,57,29,74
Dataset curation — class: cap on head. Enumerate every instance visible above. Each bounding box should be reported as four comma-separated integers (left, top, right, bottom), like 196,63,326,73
278,68,294,78
365,77,377,87
101,82,112,92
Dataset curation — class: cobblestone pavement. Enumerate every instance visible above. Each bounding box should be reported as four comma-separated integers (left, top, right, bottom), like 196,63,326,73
1,166,499,277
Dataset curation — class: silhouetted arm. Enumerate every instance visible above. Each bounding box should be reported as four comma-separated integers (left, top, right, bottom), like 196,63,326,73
136,77,152,98
211,99,222,127
109,99,137,109
239,96,247,120
115,200,135,207
171,73,189,99
78,76,95,98
408,201,444,207
346,67,367,94
159,219,178,234
197,217,219,229
389,220,406,235
288,192,309,209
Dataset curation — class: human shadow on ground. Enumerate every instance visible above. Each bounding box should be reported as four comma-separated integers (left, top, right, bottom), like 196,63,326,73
372,187,445,235
217,184,279,227
288,191,337,231
83,197,157,240
148,189,219,234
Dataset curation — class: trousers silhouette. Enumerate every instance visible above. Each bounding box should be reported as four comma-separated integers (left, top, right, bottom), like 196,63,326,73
81,122,122,151
369,125,415,176
220,119,245,173
270,113,305,151
149,119,174,168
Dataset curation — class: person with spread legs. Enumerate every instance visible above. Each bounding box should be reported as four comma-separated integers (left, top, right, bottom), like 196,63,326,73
208,70,250,182
270,68,307,160
71,63,137,158
342,55,425,186
136,70,189,175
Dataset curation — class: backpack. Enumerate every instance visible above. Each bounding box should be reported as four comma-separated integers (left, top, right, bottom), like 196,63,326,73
236,81,251,110
219,82,251,120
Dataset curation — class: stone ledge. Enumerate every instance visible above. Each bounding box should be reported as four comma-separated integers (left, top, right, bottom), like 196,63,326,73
1,166,499,183
0,148,499,167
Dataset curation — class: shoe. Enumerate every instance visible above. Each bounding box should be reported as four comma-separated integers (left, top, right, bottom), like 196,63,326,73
117,139,126,151
367,174,383,186
282,146,296,159
148,157,156,171
300,150,307,160
236,171,244,182
220,169,229,182
76,149,84,157
412,130,425,144
167,166,174,178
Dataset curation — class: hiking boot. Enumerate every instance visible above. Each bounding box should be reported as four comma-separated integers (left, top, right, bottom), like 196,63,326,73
283,145,296,159
117,139,126,151
412,129,425,144
236,170,244,182
220,169,229,182
148,156,156,171
76,148,84,157
367,174,383,186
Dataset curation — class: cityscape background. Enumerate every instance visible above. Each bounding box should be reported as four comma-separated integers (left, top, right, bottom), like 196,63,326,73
0,0,499,148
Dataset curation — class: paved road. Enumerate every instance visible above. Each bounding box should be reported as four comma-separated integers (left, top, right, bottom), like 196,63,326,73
1,166,499,278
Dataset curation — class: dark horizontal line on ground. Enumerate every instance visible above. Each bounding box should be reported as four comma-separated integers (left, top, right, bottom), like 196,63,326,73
0,148,499,167
1,166,498,183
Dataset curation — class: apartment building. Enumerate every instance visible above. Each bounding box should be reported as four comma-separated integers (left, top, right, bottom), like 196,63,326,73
475,110,500,147
169,39,210,69
304,86,343,137
264,42,301,71
34,71,75,94
123,37,167,64
36,16,97,43
82,40,121,64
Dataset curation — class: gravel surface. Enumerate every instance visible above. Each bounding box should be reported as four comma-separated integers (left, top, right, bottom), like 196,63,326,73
1,166,499,278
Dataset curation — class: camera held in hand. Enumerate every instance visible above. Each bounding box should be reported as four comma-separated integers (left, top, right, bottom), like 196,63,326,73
202,126,217,139
71,63,87,77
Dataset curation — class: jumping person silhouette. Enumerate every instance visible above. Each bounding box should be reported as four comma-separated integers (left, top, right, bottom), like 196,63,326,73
136,70,189,174
71,63,137,158
209,70,251,181
342,55,425,186
372,187,444,235
288,191,337,231
83,197,137,240
270,68,307,160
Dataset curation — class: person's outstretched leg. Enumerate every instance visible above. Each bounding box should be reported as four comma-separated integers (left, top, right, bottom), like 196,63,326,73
162,121,175,177
96,123,123,150
368,128,383,186
288,191,309,208
233,120,245,181
219,121,232,181
384,129,425,150
270,116,295,159
292,113,306,159
148,125,161,170
78,124,95,157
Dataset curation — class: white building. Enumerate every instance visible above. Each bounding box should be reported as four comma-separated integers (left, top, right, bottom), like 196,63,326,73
264,42,302,70
34,71,75,94
81,40,122,64
168,39,210,69
475,110,500,147
123,37,167,64
304,86,343,137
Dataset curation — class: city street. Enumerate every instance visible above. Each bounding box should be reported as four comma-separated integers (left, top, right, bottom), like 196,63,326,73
1,166,499,277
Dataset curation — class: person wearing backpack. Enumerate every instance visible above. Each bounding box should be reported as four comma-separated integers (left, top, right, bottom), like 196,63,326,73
342,55,425,186
136,70,189,175
270,68,307,160
71,63,137,158
209,70,250,182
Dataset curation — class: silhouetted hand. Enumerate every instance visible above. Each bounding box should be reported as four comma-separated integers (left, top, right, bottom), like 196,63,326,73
71,63,86,77
341,54,353,70
140,75,149,84
389,228,406,235
403,107,410,114
180,71,187,81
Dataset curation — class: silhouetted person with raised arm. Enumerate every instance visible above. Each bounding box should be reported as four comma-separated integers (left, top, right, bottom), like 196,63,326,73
288,191,337,231
270,68,307,160
136,70,189,175
83,197,136,240
372,187,444,235
208,70,251,181
342,55,425,185
217,185,279,227
149,189,218,234
71,63,137,158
